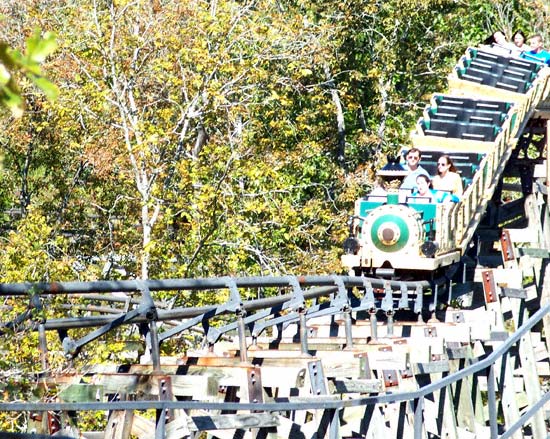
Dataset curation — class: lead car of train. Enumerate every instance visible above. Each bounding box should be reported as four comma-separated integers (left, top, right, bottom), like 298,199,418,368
342,45,550,280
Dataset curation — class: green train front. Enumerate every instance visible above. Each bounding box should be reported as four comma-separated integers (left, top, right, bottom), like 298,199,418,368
342,192,461,277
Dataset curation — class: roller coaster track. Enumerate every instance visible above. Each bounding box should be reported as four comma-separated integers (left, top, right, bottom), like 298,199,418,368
3,51,550,439
3,221,550,439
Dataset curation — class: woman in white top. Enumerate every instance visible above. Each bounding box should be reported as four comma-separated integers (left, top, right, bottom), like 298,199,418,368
482,30,521,55
432,155,463,197
512,30,529,51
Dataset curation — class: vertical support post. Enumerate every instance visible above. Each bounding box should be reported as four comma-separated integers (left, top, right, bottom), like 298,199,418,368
369,310,378,341
149,321,161,372
414,285,423,323
343,306,354,349
226,278,248,362
447,280,453,305
39,323,49,373
386,312,394,337
381,281,394,336
299,310,309,355
237,311,248,363
332,275,353,348
430,283,439,322
329,408,340,439
414,396,424,439
361,279,378,341
487,365,498,439
155,403,166,439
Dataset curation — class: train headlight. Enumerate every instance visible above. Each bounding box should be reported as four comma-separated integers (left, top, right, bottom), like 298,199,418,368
421,240,438,257
343,237,361,255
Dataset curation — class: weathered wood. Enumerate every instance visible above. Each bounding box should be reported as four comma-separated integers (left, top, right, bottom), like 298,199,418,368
450,358,483,434
413,360,450,375
486,288,522,439
130,414,155,439
92,373,219,399
104,408,133,439
332,378,383,394
518,330,547,439
541,263,550,355
58,384,103,403
165,411,192,439
187,412,280,431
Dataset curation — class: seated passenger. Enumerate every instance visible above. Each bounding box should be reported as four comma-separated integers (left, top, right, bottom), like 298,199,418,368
369,176,387,196
432,155,463,197
400,147,430,191
512,30,529,51
413,174,458,203
482,30,519,54
526,34,550,65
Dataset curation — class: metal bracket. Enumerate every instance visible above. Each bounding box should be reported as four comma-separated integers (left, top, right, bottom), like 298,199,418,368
308,360,328,395
424,327,437,337
451,312,465,323
157,376,174,425
359,279,376,312
482,270,498,303
382,370,398,388
500,229,515,262
48,411,61,435
247,367,263,404
285,276,306,312
381,281,393,313
358,353,372,379
62,281,158,358
330,275,350,312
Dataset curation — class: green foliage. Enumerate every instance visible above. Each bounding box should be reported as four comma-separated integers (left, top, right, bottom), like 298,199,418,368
0,29,58,116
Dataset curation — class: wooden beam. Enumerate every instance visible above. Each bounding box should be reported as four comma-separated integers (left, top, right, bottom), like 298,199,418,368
187,412,280,431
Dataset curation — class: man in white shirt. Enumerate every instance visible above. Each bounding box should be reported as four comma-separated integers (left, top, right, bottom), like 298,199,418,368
400,148,430,191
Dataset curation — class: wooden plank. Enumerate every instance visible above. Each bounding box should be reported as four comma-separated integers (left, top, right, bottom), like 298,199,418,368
413,360,450,375
58,384,103,403
165,410,192,439
384,401,415,439
487,297,522,439
366,347,407,371
449,359,483,434
104,409,133,439
444,308,496,341
339,404,390,438
516,309,546,439
130,414,155,439
332,378,383,394
188,412,280,431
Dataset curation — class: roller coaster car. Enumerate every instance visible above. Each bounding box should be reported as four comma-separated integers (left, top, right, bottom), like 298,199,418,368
342,193,461,279
342,45,550,281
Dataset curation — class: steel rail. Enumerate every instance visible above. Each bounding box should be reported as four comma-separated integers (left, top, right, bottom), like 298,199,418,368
14,275,440,331
0,275,434,296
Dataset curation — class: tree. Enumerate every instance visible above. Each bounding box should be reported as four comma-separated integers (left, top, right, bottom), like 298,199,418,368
0,29,58,116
